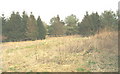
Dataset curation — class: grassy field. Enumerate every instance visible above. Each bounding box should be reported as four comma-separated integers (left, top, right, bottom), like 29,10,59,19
0,31,118,72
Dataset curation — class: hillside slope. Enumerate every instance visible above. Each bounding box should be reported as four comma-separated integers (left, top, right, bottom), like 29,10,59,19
0,31,118,72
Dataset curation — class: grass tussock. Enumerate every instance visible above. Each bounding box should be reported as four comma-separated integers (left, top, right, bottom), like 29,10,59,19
0,31,118,72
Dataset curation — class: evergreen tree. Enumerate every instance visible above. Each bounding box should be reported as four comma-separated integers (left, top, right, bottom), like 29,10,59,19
100,10,117,31
64,14,79,35
22,11,29,40
37,16,46,39
5,12,24,41
49,15,65,36
2,14,6,36
78,12,101,36
78,12,90,36
65,14,79,26
65,26,78,35
26,12,38,40
1,14,8,41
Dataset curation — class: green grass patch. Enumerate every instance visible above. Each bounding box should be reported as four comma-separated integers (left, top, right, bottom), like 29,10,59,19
9,66,16,71
88,60,96,65
76,67,86,72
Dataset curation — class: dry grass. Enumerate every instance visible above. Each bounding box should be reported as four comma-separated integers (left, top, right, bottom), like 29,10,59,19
0,31,118,72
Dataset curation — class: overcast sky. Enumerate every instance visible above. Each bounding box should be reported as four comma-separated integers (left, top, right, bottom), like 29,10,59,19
0,0,119,24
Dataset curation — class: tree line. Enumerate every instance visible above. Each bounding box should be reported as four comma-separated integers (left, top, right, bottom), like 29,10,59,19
2,11,46,42
48,10,118,36
1,10,118,42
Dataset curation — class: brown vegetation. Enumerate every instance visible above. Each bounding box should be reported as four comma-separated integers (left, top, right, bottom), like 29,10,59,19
0,31,118,72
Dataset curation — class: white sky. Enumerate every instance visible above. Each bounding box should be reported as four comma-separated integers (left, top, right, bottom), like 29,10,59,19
0,0,119,24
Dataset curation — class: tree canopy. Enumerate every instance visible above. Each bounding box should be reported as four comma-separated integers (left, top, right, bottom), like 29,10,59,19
1,10,118,42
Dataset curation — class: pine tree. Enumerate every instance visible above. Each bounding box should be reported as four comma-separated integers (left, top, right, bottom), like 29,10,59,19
64,14,79,35
78,12,90,36
22,11,29,40
49,15,65,36
100,10,117,31
2,14,6,36
37,16,46,39
6,12,24,41
26,12,38,40
65,14,79,26
78,12,101,36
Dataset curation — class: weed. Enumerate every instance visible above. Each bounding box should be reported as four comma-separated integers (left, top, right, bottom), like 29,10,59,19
88,60,96,65
9,66,16,71
76,67,86,72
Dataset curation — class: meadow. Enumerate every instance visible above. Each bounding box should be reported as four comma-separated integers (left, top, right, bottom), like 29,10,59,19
0,31,118,72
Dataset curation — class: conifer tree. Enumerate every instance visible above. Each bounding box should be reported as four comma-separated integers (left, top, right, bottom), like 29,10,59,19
22,11,29,40
6,12,24,41
2,14,6,36
100,10,117,31
49,15,65,36
26,12,38,40
78,12,101,36
37,16,46,39
64,14,79,35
